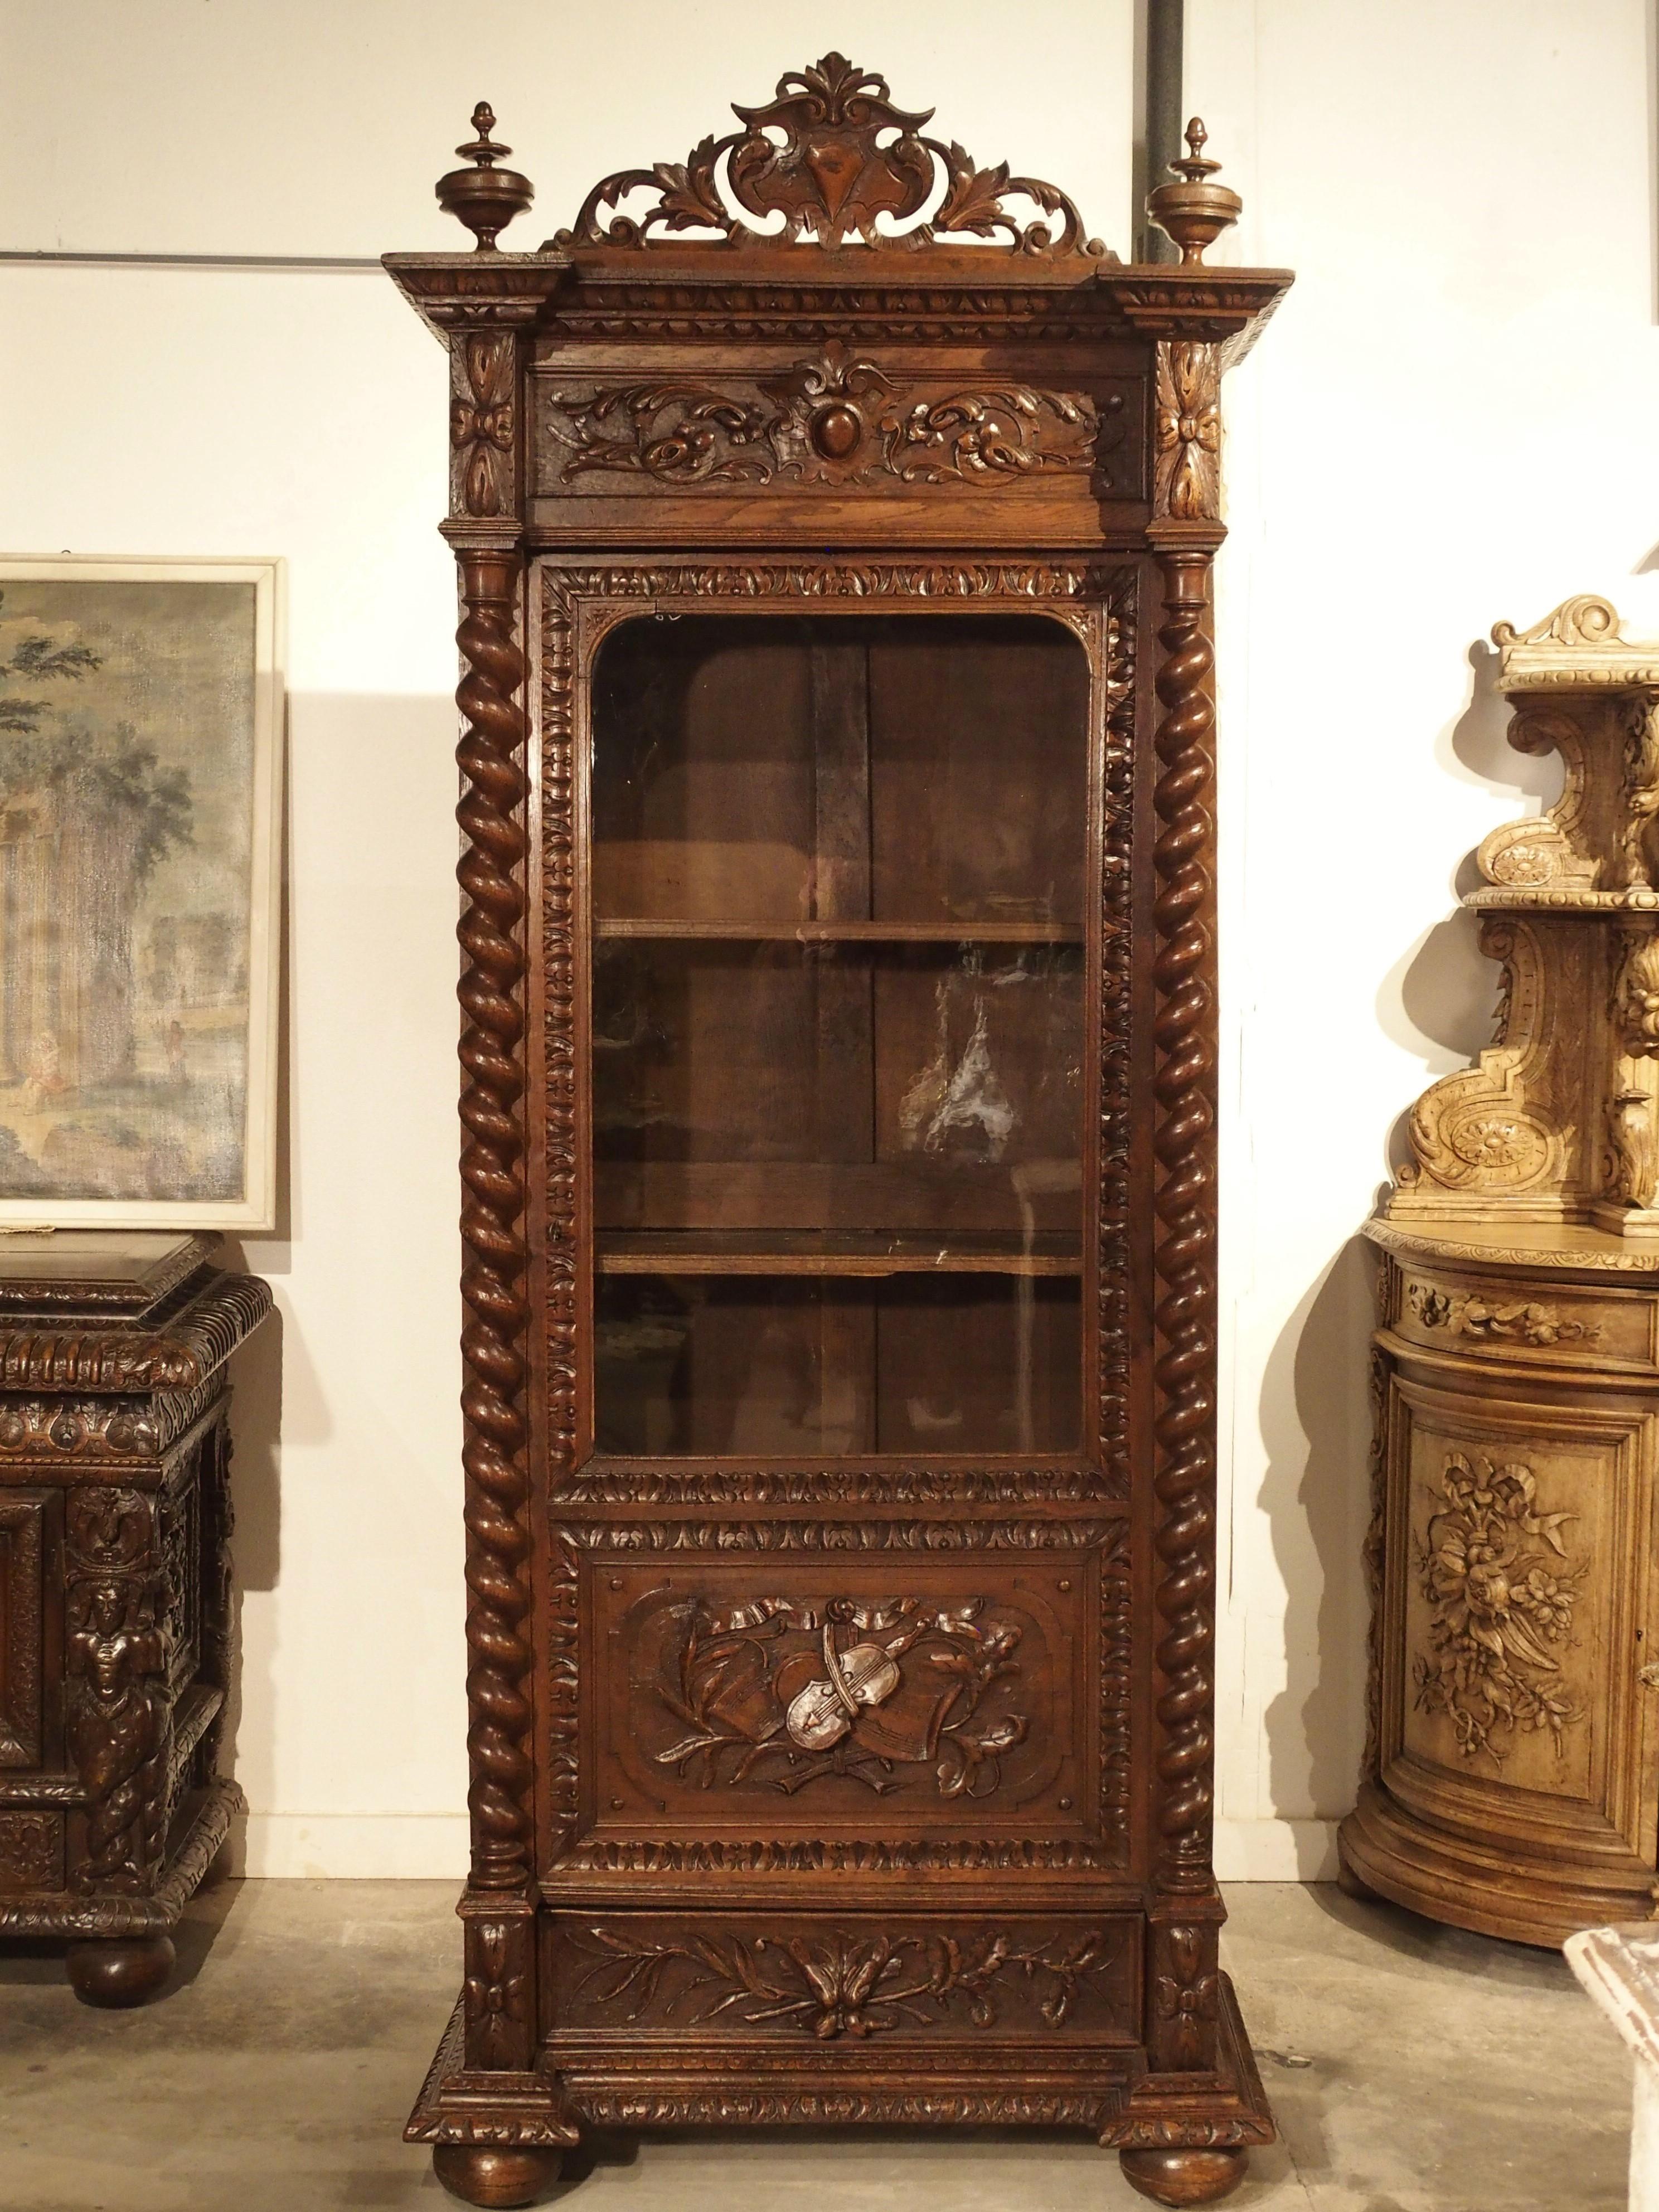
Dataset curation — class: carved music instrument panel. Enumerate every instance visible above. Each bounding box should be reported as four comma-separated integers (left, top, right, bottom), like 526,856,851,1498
390,59,1292,2210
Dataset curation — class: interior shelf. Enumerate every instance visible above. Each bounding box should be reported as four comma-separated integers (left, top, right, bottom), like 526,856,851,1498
594,918,1084,944
595,1229,1084,1276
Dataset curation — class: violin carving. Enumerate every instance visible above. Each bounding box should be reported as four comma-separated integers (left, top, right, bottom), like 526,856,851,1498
653,1595,1030,1798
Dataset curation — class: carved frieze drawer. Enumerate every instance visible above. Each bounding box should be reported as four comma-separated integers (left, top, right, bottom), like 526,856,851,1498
544,1912,1141,2044
532,357,1143,499
1391,1269,1650,1372
554,1534,1131,1874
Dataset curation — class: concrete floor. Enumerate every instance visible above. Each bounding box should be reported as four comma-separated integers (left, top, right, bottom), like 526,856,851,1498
0,1879,1634,2211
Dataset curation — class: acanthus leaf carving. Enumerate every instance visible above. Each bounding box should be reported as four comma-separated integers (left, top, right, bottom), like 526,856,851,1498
541,348,1108,494
558,53,1109,261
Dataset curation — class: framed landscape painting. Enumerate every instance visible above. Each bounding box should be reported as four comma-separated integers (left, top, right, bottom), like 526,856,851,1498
0,557,282,1229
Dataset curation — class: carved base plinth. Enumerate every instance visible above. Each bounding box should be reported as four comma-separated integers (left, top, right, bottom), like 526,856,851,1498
1120,2147,1249,2206
433,2144,562,2208
1340,1780,1659,1950
409,1972,1273,2172
66,1933,176,2007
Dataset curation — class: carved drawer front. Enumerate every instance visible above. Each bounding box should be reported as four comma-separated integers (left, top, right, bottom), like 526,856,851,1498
1393,1269,1651,1372
1384,1376,1659,1864
0,1811,63,1893
556,1533,1131,1871
0,1493,48,1769
545,1912,1141,2045
532,361,1144,503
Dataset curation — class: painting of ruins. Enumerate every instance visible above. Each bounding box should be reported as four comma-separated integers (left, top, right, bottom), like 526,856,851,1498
0,561,280,1227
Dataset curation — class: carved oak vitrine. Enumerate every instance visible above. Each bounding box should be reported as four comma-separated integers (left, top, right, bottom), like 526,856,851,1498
387,59,1291,2209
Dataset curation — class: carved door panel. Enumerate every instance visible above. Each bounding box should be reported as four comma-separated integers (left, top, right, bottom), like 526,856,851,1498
1383,1374,1659,1867
0,1492,50,1769
548,1527,1131,1876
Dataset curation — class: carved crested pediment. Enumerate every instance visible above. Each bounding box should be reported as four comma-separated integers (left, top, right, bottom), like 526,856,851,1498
554,52,1111,260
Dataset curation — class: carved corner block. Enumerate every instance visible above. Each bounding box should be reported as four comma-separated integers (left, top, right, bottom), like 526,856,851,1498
450,331,522,524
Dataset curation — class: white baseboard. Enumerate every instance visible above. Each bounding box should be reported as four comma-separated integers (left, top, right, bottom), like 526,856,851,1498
1215,1816,1340,1881
231,1813,469,1879
229,1811,1338,1882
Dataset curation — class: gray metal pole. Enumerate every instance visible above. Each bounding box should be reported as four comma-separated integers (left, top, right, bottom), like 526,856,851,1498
1138,0,1184,263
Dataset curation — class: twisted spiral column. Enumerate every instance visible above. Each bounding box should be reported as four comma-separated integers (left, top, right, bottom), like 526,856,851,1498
1149,547,1221,1910
453,549,534,1900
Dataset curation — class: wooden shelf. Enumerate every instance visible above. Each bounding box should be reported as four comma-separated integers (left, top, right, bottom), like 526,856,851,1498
595,1230,1084,1277
594,918,1084,944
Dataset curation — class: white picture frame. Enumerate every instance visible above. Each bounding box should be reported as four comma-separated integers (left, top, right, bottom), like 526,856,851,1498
0,556,283,1230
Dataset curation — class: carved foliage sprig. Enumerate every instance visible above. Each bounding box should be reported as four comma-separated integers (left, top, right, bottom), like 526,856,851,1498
566,1921,1125,2037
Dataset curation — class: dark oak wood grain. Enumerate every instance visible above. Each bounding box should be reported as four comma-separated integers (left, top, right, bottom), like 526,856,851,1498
387,55,1291,2209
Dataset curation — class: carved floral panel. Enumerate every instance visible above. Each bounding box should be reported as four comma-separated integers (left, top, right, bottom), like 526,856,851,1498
1395,1405,1648,1825
584,1558,1088,1842
546,1913,1138,2041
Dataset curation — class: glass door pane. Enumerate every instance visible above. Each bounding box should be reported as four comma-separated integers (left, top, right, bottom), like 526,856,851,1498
589,613,1090,1458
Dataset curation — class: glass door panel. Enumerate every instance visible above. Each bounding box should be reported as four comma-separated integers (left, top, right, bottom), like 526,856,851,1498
589,613,1090,1458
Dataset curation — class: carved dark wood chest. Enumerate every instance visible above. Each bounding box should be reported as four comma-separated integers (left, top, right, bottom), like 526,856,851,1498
0,1230,269,2005
389,57,1292,2209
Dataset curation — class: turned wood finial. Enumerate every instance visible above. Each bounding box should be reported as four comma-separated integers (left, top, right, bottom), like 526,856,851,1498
436,102,534,251
1146,116,1242,265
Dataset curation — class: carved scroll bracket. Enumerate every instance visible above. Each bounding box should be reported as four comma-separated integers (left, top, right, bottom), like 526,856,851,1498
556,52,1110,261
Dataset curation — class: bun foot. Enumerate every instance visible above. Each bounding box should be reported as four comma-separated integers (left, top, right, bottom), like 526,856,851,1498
432,2143,562,2208
65,1934,176,2008
1335,1857,1377,1902
1120,2146,1249,2205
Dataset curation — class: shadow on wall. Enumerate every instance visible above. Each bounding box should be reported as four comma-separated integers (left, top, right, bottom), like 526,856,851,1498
217,1274,283,1858
1257,637,1554,1830
1258,1236,1375,1830
1376,638,1558,1084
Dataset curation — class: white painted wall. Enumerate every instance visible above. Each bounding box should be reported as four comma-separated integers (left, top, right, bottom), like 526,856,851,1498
2,0,1653,1877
